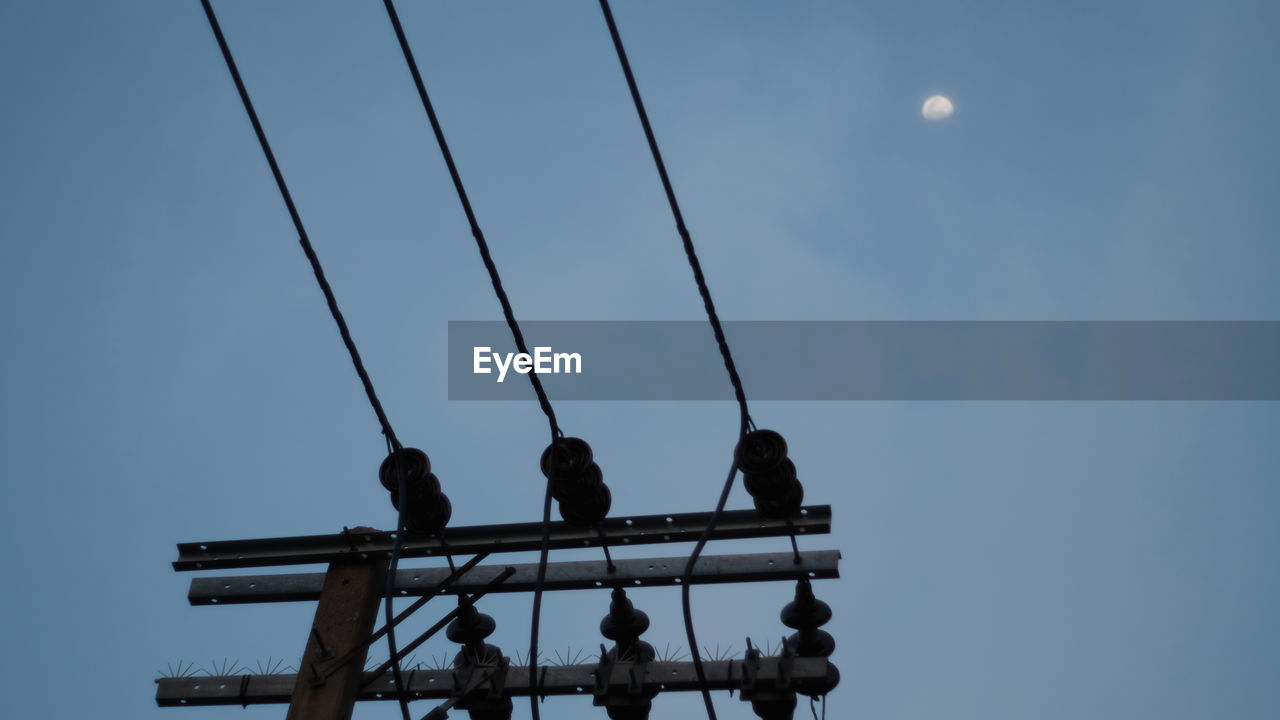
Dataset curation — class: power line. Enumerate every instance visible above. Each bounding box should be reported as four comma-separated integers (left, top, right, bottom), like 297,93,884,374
596,1,756,718
198,0,402,453
196,3,420,719
380,0,560,440
205,1,770,716
194,3,833,718
379,4,564,719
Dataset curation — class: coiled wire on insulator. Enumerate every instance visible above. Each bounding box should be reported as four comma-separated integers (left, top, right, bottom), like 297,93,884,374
379,447,452,534
736,430,804,518
540,437,612,525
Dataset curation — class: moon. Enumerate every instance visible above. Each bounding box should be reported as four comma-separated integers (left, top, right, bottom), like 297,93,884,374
921,95,954,121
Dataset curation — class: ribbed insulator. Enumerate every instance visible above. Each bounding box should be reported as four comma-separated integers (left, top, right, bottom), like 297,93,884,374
541,437,612,526
737,430,805,519
381,447,451,533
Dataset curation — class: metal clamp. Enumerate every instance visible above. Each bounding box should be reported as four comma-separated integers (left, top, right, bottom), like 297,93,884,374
486,658,509,700
593,644,613,696
740,638,762,692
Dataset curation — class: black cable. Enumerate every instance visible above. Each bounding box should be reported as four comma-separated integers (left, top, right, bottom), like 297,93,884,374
380,0,559,435
197,3,416,718
379,4,562,718
199,0,402,453
596,2,754,717
596,0,751,422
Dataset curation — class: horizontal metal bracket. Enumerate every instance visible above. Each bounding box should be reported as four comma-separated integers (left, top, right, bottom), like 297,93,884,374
189,550,840,605
155,657,833,706
174,505,831,571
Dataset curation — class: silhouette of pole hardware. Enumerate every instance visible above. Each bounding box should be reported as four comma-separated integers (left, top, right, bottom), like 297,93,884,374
160,442,841,719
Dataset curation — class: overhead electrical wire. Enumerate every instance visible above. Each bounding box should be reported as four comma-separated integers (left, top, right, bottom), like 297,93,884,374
205,0,779,716
197,3,421,719
379,3,564,719
596,1,756,718
198,0,400,451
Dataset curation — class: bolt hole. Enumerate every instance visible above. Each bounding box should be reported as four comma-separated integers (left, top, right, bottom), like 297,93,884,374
625,519,633,526
800,509,809,516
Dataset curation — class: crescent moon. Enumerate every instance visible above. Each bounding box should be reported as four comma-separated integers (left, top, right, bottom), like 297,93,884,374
922,95,954,121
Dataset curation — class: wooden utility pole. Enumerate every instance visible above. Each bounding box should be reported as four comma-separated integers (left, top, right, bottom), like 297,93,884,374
286,551,385,720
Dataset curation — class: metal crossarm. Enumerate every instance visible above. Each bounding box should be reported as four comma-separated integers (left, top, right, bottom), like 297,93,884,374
173,506,831,571
161,505,840,716
155,657,834,706
189,550,841,605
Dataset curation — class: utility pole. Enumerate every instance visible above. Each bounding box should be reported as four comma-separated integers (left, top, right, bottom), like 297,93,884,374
157,506,840,718
285,548,385,720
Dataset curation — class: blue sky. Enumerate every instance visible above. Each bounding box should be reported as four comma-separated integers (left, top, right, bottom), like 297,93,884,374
1,1,1278,718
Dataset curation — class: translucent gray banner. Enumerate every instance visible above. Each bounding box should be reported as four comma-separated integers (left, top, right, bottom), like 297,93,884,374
448,321,1280,400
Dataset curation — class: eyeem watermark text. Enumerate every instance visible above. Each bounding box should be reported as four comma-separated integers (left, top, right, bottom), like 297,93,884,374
452,321,1280,399
473,346,582,383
